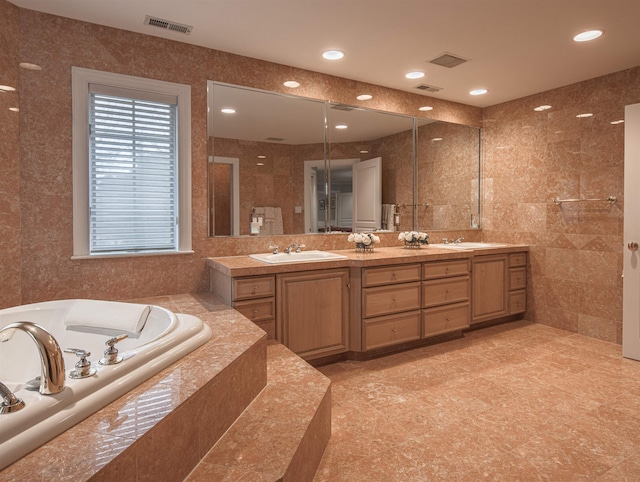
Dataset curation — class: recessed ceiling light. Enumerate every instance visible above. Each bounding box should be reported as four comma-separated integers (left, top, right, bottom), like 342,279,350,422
335,124,348,129
283,80,300,88
356,94,372,101
432,137,443,142
0,85,16,92
19,62,42,70
9,107,19,112
220,108,236,114
257,162,265,166
534,105,552,111
611,120,625,125
573,30,604,42
360,150,369,154
322,49,345,60
258,155,266,159
419,106,433,111
405,71,425,79
469,89,488,96
576,113,593,118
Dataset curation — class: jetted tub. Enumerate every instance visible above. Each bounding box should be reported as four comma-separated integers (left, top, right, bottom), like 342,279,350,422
0,299,212,470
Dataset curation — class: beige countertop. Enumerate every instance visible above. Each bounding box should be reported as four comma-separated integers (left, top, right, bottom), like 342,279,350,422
207,244,530,277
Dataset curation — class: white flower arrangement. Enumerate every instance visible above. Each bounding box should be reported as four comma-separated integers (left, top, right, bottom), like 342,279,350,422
348,232,380,252
398,231,429,248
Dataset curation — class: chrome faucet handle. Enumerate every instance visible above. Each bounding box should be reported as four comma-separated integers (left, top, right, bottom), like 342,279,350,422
442,237,449,244
0,381,25,414
64,348,96,379
296,244,306,253
100,334,128,365
455,236,465,244
269,245,279,254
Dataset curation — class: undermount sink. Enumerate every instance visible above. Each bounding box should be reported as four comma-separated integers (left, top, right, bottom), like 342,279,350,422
249,250,349,264
429,242,508,250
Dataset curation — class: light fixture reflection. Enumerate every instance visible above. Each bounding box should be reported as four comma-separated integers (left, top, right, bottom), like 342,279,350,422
220,108,236,114
283,80,300,88
573,30,603,42
322,50,345,60
405,71,425,79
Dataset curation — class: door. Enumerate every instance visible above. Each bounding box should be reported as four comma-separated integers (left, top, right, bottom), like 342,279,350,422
353,157,382,232
623,103,640,360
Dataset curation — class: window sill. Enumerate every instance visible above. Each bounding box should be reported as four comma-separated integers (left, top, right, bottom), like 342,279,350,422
71,250,195,260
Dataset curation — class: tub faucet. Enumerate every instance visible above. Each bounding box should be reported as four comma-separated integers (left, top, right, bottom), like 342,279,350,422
0,381,25,414
0,322,65,395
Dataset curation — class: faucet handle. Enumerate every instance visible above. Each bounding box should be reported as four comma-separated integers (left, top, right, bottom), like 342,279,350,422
100,334,128,365
296,244,306,253
64,348,96,379
269,245,279,254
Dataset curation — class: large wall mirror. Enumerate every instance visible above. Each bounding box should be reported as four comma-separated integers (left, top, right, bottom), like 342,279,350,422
207,81,480,237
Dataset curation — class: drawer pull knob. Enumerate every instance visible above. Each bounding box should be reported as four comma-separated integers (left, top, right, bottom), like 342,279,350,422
446,289,451,293
392,328,398,333
393,297,398,302
446,317,451,321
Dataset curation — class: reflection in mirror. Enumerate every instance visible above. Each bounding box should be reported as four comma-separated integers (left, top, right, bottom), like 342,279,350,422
208,82,326,236
415,121,481,230
207,81,482,237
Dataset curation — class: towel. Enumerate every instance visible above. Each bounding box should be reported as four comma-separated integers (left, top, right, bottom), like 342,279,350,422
253,206,283,235
64,300,151,334
382,204,396,231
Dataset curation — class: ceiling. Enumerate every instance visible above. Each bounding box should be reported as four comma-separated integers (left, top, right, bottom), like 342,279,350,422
10,0,640,107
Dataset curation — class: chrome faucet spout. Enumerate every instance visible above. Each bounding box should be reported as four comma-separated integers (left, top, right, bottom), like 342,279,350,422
0,322,65,395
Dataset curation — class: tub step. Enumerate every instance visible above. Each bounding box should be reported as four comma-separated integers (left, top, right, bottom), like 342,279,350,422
186,341,331,481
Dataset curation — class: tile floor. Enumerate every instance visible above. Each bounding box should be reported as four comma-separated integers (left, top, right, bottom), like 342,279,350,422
314,320,640,481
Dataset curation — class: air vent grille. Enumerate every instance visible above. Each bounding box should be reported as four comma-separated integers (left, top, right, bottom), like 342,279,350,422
265,137,285,142
430,53,468,68
144,15,193,34
415,84,442,93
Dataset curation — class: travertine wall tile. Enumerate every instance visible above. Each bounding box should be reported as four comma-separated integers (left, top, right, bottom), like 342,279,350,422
483,66,640,343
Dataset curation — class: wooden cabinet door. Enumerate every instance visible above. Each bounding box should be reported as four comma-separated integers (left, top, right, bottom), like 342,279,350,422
472,255,508,323
277,268,349,360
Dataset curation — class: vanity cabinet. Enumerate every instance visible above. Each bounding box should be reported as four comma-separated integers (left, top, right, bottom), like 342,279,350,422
212,274,276,338
277,268,350,361
361,264,422,351
508,252,527,314
422,259,470,336
471,255,508,323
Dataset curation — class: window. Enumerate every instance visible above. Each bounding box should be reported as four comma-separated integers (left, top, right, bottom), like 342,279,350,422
72,68,191,257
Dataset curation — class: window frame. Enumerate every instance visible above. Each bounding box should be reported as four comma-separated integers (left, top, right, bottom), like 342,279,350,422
72,67,192,258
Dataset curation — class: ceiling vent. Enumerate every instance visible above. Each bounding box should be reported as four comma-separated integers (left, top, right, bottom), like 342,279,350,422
415,84,442,93
144,15,193,34
265,137,285,142
331,104,357,111
429,53,468,68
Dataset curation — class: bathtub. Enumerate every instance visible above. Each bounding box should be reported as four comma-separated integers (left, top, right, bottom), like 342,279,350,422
0,299,212,470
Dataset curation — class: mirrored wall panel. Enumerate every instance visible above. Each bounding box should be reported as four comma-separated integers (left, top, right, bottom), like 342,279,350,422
207,81,481,237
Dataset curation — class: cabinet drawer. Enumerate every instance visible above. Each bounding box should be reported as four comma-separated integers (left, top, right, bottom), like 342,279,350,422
422,259,470,280
509,252,527,267
364,311,421,351
362,282,421,318
422,277,470,308
233,276,275,301
234,298,275,322
509,267,527,290
363,264,421,287
509,290,527,314
422,302,470,337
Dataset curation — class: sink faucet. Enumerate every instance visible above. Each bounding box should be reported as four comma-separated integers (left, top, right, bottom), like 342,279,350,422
0,321,65,395
454,236,465,244
284,243,306,254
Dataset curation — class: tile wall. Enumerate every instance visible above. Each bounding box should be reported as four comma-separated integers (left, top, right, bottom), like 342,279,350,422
0,0,20,307
482,66,640,342
3,2,640,344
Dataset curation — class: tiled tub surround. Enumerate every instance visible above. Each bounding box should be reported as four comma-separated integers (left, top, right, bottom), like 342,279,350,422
0,294,272,480
208,244,530,361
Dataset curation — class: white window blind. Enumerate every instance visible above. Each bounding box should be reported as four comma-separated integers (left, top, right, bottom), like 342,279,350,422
88,87,178,254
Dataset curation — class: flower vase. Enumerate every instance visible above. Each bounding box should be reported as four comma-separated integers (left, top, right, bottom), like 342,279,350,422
404,240,423,249
355,243,374,253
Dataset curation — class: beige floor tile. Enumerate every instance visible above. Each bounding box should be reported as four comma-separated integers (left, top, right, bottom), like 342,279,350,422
314,320,638,481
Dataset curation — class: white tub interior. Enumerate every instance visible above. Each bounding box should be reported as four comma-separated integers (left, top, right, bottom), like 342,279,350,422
0,299,212,471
